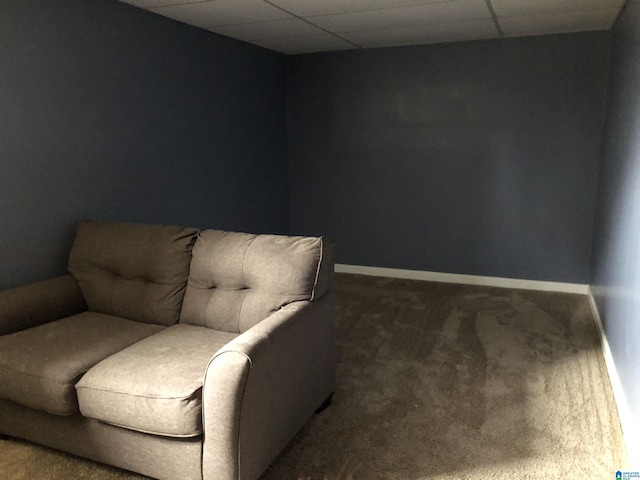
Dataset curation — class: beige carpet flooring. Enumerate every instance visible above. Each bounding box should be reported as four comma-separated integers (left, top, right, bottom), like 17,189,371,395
0,273,628,479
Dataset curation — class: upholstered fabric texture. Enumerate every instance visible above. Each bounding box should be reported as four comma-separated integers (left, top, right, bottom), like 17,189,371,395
0,274,627,480
0,399,204,480
0,312,164,415
202,295,336,480
77,324,237,437
181,230,333,333
68,220,198,326
0,274,86,335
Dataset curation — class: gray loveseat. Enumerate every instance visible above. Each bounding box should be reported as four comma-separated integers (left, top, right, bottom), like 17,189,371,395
0,220,335,480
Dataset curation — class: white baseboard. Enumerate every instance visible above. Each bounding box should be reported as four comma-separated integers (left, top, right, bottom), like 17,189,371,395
335,264,590,294
336,263,633,465
587,288,636,469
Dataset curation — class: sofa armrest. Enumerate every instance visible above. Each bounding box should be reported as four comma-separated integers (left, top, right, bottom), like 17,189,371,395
202,293,336,480
0,274,87,335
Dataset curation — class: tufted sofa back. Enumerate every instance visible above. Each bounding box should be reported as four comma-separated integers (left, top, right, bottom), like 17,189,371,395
180,230,334,333
68,220,198,326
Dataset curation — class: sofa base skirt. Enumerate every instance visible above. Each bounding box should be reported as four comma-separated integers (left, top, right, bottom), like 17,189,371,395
0,398,203,480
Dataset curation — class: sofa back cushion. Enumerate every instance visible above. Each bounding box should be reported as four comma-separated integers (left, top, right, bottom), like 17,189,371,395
68,220,198,326
180,230,334,333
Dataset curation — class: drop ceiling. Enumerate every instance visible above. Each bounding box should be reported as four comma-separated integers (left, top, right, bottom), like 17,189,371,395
118,0,626,55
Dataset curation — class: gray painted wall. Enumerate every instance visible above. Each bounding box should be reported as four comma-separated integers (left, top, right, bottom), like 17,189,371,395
0,0,634,458
591,0,640,462
0,0,288,289
288,32,610,283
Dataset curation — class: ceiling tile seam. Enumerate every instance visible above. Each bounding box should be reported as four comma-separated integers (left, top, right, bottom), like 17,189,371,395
254,37,354,51
495,7,625,19
208,22,360,46
261,0,363,49
307,16,496,35
210,15,496,36
354,37,495,49
484,0,504,38
611,0,629,26
206,18,307,27
227,24,497,44
294,0,455,18
234,32,354,43
148,0,217,12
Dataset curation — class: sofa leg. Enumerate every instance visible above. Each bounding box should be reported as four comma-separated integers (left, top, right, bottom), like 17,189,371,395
315,393,333,414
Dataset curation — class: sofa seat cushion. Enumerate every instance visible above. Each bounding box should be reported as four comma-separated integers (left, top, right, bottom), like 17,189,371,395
76,324,238,437
0,312,164,415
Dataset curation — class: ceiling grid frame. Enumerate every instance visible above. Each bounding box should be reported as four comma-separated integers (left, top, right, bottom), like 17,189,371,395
119,0,627,54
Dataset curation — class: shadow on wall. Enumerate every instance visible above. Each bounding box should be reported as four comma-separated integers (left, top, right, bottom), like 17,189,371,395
0,0,288,290
0,219,78,290
590,0,640,468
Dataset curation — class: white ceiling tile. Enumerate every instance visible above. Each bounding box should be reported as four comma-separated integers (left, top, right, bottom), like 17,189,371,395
268,0,451,17
150,0,292,28
499,8,620,37
342,18,499,47
210,18,326,42
119,0,626,54
119,0,203,8
491,0,625,17
254,34,357,55
307,0,491,33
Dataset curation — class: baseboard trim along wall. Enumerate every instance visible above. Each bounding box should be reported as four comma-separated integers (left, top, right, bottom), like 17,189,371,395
334,264,590,294
587,288,636,469
335,263,632,464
